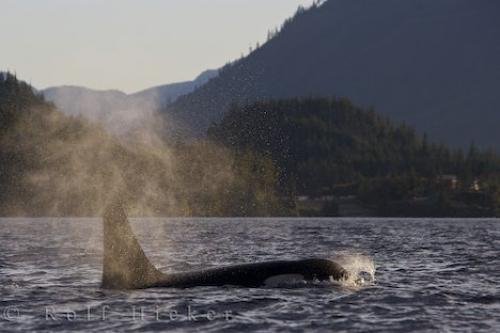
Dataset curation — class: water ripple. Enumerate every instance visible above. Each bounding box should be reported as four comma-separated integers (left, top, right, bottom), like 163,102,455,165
0,218,499,332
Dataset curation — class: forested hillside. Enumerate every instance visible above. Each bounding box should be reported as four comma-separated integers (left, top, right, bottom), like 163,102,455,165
168,0,500,150
209,98,500,216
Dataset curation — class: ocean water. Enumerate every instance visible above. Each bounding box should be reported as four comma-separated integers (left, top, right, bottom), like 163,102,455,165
0,218,499,332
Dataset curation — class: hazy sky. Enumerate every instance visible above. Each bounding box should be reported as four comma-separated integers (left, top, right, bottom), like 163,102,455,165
1,0,315,92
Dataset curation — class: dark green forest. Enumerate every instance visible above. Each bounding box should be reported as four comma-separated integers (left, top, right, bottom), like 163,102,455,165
209,99,500,217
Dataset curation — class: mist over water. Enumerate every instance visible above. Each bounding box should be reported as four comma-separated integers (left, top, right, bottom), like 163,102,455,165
1,104,173,215
0,88,283,217
1,70,277,217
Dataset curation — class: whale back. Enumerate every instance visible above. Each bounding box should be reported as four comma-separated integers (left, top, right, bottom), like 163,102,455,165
102,201,165,289
101,202,349,289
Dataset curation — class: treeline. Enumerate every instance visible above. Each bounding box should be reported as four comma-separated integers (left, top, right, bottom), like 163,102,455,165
208,98,500,216
2,73,498,217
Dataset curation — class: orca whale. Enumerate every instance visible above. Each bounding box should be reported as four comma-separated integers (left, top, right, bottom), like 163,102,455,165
101,201,349,289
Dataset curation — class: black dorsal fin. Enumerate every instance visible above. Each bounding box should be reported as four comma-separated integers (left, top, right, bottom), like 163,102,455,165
101,200,165,289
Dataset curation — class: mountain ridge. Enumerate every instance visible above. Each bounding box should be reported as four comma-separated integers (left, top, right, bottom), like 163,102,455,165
166,0,500,150
42,69,218,133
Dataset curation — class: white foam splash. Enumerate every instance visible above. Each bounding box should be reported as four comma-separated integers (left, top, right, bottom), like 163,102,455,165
333,251,376,289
